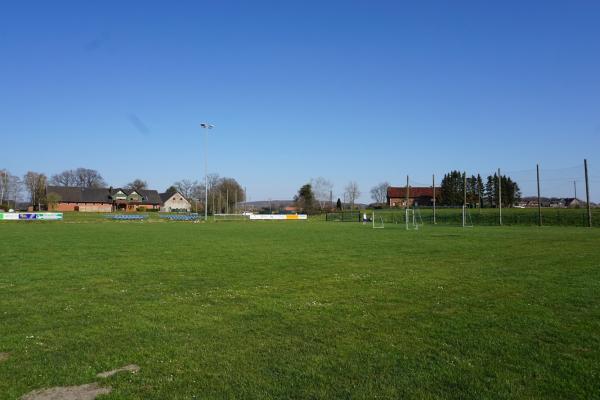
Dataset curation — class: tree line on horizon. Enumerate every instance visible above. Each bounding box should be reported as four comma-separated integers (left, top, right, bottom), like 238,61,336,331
292,172,521,214
438,170,521,208
0,167,244,212
293,178,361,214
1,166,522,213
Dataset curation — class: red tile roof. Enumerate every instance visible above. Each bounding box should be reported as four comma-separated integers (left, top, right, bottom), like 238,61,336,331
387,187,437,198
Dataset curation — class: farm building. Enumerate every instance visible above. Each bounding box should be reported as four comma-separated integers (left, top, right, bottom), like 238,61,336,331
387,186,440,207
159,191,191,212
46,186,162,212
563,198,584,208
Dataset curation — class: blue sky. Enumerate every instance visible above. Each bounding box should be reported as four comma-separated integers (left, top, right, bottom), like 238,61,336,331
1,1,599,202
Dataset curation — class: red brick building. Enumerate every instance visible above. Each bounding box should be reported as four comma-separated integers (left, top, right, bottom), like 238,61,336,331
387,186,440,207
47,186,162,212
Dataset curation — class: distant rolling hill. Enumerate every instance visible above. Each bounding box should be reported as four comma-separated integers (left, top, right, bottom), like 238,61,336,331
240,200,368,210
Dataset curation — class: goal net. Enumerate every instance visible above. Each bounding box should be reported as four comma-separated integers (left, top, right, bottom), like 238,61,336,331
372,211,384,229
405,208,423,230
462,206,474,228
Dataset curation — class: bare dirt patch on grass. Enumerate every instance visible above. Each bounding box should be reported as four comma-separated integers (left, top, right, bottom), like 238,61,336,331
18,364,139,399
96,364,140,378
20,383,111,400
0,352,9,362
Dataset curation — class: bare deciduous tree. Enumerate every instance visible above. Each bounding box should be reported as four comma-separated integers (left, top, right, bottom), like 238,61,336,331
0,169,10,206
311,177,333,210
344,181,361,210
214,177,245,213
173,179,199,199
10,175,21,210
49,170,76,186
74,168,106,188
125,179,148,191
172,174,248,214
50,168,106,188
370,181,390,205
23,171,47,211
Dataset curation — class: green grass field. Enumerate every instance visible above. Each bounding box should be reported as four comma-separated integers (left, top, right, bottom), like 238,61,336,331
1,217,600,399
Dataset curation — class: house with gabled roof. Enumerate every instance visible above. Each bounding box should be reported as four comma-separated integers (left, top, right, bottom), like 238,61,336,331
159,191,191,212
46,186,161,212
387,186,440,208
110,188,161,212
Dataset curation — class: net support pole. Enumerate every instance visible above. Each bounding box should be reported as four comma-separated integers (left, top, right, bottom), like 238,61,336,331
406,175,410,209
585,159,592,227
498,168,502,226
463,172,467,227
432,174,436,224
537,164,542,226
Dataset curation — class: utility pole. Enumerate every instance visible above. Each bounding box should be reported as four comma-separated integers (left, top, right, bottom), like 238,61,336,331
574,180,577,200
585,159,592,227
537,164,542,226
498,168,502,226
432,174,436,225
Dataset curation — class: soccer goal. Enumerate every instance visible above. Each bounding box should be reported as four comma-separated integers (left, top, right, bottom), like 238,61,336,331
462,206,474,228
213,213,250,222
405,208,423,230
372,211,384,229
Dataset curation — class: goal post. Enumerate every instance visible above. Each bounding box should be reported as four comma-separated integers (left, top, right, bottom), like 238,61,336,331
405,207,423,230
462,206,474,228
372,211,384,229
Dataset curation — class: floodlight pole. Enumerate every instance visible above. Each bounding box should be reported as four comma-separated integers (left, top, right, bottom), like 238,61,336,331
201,123,214,221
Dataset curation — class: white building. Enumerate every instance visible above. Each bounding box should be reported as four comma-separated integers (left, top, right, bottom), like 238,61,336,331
159,191,192,212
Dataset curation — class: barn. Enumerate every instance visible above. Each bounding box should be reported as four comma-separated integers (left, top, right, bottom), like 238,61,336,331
159,191,192,212
386,186,440,208
47,186,162,212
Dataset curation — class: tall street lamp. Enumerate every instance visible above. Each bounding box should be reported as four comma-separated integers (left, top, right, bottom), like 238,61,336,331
200,123,214,221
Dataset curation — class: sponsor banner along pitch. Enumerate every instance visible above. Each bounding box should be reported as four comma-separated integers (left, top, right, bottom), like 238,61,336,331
249,214,307,220
0,212,63,221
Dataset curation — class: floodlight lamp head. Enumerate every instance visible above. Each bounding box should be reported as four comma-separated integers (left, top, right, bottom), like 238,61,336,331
200,123,214,129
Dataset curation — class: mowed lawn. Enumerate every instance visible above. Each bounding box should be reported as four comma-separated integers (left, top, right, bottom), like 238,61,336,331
1,220,599,399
